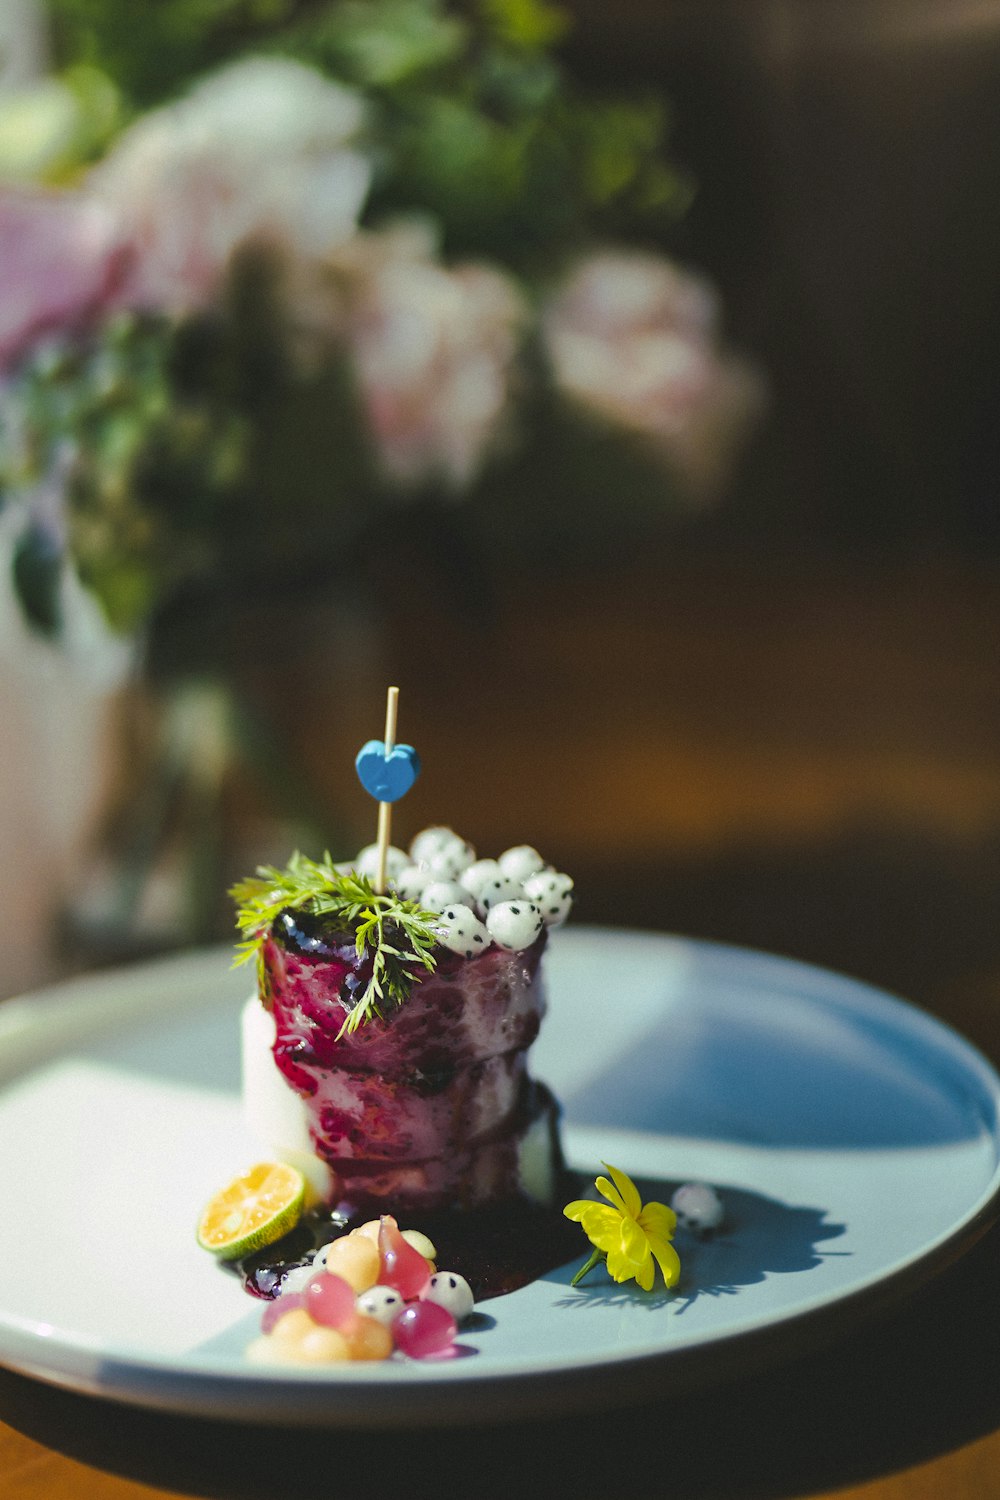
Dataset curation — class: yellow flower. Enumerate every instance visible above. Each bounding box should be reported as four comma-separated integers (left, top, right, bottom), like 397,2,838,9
564,1162,681,1292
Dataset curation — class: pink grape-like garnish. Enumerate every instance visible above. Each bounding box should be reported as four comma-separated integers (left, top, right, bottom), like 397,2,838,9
305,1271,358,1329
260,1292,306,1334
392,1300,457,1358
378,1218,432,1300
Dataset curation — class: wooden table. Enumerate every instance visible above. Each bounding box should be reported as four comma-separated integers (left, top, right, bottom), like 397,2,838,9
3,554,1000,1499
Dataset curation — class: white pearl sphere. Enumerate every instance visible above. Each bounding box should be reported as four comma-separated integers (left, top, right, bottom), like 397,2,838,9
485,899,544,952
409,826,457,863
424,1271,475,1322
277,1263,317,1296
394,865,431,901
424,838,475,881
671,1182,724,1232
498,845,546,881
460,858,502,900
433,904,492,959
356,1285,406,1327
421,880,470,913
522,871,574,927
354,843,408,882
478,874,525,913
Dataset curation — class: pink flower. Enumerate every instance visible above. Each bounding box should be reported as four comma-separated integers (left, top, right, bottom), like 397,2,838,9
89,56,371,314
542,249,763,498
0,189,128,368
341,223,528,490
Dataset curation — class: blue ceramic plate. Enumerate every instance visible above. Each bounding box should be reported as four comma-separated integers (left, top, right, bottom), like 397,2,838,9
0,931,997,1425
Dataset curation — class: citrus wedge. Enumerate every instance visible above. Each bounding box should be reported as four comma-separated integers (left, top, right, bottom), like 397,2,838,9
197,1162,306,1259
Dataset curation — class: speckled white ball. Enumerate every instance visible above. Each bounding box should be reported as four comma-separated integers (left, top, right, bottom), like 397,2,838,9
409,826,457,863
394,864,431,902
478,874,525,913
523,870,574,927
423,837,476,882
421,880,470,913
356,1285,406,1327
485,899,544,952
354,843,409,882
434,903,491,959
498,845,547,882
671,1182,724,1232
423,1271,475,1322
277,1263,318,1296
460,858,502,901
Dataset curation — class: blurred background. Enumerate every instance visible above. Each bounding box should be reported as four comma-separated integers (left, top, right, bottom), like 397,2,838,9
0,0,997,1067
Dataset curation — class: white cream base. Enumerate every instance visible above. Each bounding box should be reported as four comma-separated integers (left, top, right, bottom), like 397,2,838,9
517,1111,558,1204
240,996,333,1206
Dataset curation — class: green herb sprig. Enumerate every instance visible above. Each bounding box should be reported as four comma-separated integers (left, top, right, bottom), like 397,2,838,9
231,851,439,1036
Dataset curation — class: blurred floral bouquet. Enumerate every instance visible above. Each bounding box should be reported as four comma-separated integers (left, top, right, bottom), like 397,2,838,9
0,0,761,664
0,0,762,952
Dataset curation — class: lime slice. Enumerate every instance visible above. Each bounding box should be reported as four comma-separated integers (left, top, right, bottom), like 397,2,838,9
197,1162,306,1259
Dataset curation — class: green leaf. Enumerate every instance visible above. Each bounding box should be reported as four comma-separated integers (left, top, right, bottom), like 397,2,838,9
231,855,439,1034
478,0,571,52
12,526,63,637
283,0,468,87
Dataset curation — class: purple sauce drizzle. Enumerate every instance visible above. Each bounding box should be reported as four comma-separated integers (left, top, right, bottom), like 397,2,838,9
261,915,552,1213
229,1181,584,1303
233,909,576,1298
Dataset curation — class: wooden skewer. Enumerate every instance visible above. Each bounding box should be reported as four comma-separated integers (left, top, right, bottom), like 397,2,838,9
374,686,399,894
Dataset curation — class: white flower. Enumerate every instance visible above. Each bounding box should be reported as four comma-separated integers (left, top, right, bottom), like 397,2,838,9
338,221,528,490
90,55,371,313
542,248,763,499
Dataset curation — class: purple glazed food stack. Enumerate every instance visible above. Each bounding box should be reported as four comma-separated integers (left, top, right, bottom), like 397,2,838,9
260,922,562,1213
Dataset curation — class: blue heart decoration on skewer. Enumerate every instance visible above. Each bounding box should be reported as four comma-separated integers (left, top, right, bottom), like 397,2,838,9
355,739,421,802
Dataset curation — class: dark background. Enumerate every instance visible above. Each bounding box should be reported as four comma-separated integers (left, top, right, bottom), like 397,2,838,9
564,0,1000,556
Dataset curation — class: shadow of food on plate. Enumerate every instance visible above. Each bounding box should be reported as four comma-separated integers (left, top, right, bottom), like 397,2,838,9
546,1178,847,1311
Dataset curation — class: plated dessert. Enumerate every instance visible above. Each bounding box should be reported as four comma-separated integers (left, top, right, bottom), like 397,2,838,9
198,694,683,1365
237,830,573,1222
200,821,582,1363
